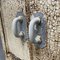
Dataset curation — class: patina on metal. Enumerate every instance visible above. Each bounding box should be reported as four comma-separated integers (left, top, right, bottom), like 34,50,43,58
12,12,27,40
29,12,46,48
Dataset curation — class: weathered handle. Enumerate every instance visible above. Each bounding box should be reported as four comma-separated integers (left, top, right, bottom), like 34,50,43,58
12,16,24,37
29,17,40,41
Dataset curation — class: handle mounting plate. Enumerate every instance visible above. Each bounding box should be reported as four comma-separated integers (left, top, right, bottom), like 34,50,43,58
30,12,46,48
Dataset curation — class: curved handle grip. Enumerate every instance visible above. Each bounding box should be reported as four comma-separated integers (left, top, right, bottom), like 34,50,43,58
12,16,24,37
29,17,40,41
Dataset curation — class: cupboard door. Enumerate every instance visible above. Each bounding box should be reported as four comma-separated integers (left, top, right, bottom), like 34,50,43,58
28,0,60,60
1,0,30,60
1,0,60,60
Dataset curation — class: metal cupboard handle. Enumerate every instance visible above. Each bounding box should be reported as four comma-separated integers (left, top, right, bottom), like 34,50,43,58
12,16,24,37
29,17,40,41
29,12,46,48
12,12,27,40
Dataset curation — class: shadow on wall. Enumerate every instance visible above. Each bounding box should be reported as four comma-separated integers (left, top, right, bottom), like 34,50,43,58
0,35,5,60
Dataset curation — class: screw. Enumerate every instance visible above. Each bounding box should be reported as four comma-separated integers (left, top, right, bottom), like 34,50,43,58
18,16,23,23
35,35,41,43
19,31,24,38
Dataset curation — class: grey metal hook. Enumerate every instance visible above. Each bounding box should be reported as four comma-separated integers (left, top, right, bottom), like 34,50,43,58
12,12,27,40
12,16,24,37
29,12,46,48
29,17,40,41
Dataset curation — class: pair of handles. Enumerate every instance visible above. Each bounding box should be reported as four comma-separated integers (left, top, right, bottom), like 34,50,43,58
12,12,46,48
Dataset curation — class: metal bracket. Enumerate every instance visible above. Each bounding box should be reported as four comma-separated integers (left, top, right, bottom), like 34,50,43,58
12,12,27,40
29,12,46,48
12,11,46,48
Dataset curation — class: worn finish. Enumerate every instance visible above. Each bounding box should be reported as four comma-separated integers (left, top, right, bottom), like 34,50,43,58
29,12,46,48
1,0,60,60
1,0,30,60
29,0,60,60
12,12,27,40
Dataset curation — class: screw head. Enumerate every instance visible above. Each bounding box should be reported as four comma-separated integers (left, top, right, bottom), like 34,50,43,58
35,35,41,43
18,16,23,23
19,31,24,38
